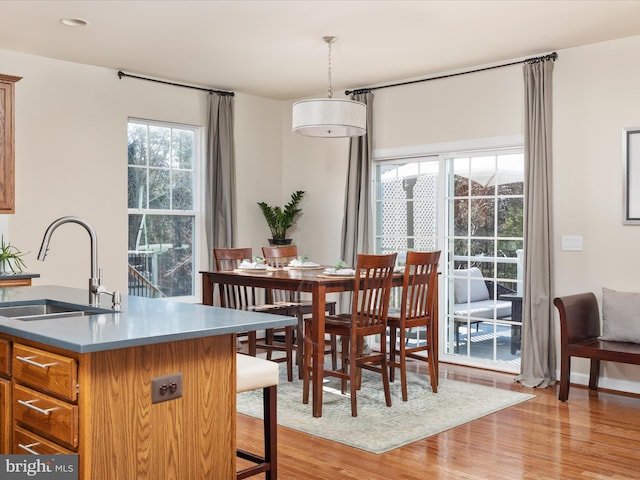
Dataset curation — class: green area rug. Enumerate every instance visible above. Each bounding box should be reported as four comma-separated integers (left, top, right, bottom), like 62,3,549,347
236,364,535,454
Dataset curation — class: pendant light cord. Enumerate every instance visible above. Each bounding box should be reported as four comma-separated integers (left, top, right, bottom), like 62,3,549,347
325,36,335,99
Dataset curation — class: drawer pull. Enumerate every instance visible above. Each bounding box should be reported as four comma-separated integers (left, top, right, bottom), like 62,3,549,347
18,442,41,454
18,399,59,416
16,355,59,369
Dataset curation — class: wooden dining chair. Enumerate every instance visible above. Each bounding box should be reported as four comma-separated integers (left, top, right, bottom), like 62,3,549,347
213,247,295,381
387,250,441,401
303,252,397,417
261,245,337,378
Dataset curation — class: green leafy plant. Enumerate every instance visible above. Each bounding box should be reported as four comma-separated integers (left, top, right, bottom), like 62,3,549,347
0,236,27,274
257,190,305,241
334,259,348,269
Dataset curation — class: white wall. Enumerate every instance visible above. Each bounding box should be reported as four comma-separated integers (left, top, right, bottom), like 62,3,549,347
282,64,523,264
553,35,640,392
4,33,640,393
283,35,640,394
0,48,282,296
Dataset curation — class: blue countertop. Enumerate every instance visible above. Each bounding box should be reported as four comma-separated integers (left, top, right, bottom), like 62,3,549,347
0,285,296,353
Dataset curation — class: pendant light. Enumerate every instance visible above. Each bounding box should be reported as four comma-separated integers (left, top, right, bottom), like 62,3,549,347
292,36,366,138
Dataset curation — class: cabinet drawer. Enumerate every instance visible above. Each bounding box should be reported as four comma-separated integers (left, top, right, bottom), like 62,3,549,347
14,384,78,449
13,344,77,402
13,426,74,455
0,339,10,376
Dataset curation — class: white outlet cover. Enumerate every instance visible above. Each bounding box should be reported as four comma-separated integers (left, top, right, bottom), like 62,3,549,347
561,235,583,251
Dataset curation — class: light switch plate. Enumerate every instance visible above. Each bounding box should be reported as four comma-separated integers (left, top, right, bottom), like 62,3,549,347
561,235,583,251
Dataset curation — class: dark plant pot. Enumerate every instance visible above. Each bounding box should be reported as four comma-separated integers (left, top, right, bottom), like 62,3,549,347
268,238,293,246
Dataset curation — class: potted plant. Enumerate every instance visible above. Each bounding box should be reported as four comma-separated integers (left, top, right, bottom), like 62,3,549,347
0,236,27,274
257,190,305,245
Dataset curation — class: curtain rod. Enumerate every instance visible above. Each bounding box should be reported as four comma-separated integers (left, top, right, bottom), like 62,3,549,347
117,70,234,96
345,52,557,96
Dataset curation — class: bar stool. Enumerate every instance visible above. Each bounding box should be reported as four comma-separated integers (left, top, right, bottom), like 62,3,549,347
236,353,279,479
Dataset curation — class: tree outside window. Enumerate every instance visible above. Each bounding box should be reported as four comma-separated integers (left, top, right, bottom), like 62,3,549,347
127,119,198,298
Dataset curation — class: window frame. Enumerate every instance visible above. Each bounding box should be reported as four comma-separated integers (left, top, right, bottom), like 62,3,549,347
127,117,202,301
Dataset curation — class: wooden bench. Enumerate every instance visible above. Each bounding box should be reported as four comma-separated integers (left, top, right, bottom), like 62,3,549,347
553,292,640,401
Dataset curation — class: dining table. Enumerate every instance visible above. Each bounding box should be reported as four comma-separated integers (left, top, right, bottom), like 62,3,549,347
200,265,416,418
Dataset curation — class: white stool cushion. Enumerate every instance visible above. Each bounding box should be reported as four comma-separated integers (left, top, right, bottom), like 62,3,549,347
236,353,279,393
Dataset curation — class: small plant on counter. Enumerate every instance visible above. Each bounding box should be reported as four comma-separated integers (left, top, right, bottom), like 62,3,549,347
0,236,27,274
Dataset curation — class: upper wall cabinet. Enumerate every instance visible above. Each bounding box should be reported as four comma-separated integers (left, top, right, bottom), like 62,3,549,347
0,74,22,214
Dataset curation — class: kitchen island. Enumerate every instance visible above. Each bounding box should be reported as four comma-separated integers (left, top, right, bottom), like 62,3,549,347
0,285,295,479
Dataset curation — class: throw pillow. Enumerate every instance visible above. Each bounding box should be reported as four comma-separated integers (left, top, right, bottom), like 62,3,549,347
600,287,640,343
453,267,490,304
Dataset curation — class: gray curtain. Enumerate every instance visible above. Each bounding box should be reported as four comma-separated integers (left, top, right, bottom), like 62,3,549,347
340,91,374,267
205,93,236,269
516,59,556,388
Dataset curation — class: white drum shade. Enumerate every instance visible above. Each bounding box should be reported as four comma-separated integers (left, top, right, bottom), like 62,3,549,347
292,98,366,137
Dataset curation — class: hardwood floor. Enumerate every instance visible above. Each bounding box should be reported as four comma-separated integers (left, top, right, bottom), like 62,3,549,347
237,361,640,479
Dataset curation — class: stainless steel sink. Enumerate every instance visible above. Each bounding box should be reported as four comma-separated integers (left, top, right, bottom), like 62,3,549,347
0,300,113,321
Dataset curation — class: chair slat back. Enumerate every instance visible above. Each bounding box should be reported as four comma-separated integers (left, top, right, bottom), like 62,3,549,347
213,247,258,309
352,253,397,330
401,250,441,321
261,245,300,303
261,245,298,267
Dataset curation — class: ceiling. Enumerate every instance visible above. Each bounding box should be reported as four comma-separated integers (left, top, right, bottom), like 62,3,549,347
1,1,640,100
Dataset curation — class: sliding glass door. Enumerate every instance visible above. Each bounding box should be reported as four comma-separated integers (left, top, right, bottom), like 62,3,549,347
374,146,524,373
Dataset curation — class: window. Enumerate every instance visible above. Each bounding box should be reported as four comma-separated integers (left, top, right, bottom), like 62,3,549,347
127,119,200,298
375,157,439,261
445,150,524,370
374,141,524,373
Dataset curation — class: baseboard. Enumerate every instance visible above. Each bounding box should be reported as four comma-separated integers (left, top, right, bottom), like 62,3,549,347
567,371,640,396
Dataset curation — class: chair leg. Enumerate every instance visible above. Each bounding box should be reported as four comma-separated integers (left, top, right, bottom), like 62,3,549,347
589,358,600,391
265,330,274,360
327,304,338,371
237,384,278,480
296,314,304,380
399,327,408,402
330,336,337,371
427,325,437,394
349,337,358,417
302,321,311,405
389,325,398,383
264,384,277,480
285,327,293,382
248,331,257,357
355,338,364,390
559,352,570,402
380,342,392,409
341,336,350,395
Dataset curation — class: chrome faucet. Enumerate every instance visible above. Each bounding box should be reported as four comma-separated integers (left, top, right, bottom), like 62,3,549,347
37,216,120,309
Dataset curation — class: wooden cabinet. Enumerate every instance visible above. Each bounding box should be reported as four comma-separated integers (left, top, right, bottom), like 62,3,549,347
0,378,10,453
0,277,33,288
0,338,11,453
12,343,79,452
14,426,74,455
0,74,21,214
13,344,77,401
6,335,236,479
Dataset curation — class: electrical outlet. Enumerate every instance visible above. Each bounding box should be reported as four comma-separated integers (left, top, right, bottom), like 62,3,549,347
151,373,183,404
